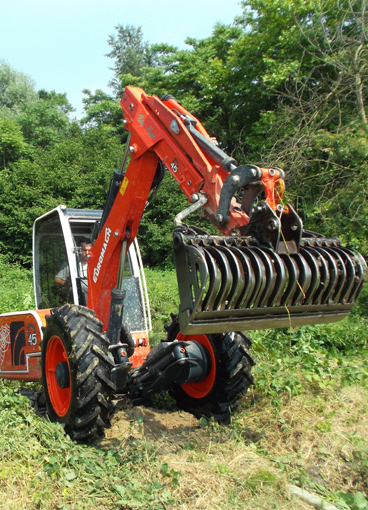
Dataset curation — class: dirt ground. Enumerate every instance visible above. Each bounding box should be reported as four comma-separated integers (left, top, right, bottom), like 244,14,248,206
103,401,200,444
101,400,313,510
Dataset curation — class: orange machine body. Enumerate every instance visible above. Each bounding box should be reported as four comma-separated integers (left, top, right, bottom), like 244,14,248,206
0,310,48,381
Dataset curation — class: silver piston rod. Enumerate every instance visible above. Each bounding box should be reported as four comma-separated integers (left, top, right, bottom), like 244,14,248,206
173,230,367,335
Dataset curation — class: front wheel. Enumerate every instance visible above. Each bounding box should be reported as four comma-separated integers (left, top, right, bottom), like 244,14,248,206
41,304,115,441
165,317,255,422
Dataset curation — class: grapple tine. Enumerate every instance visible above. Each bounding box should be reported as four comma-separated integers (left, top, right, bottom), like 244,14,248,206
241,247,267,308
302,247,329,305
328,247,355,303
206,246,232,310
312,247,339,304
173,232,208,314
279,255,299,306
299,247,320,305
251,247,277,307
261,248,287,306
323,247,347,303
201,250,221,311
347,251,366,302
228,246,256,308
291,253,312,305
216,246,245,309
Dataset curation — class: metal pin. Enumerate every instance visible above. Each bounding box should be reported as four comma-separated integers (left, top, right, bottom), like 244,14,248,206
231,174,240,186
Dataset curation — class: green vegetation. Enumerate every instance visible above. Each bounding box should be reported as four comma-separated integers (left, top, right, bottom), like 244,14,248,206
0,0,367,507
144,267,178,344
0,263,367,509
0,255,33,312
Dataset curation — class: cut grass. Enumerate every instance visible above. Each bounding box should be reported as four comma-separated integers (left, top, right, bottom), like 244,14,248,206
1,371,367,509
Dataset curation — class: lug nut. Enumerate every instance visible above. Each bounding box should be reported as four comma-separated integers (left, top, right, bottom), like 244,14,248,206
216,213,224,224
128,145,136,154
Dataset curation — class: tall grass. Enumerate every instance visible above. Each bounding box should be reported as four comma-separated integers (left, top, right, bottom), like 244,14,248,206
144,267,178,344
0,255,34,313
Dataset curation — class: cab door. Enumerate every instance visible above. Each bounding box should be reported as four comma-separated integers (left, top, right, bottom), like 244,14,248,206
33,206,77,309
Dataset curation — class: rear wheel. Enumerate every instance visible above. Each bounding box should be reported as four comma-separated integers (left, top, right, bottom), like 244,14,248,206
165,317,255,421
41,304,115,441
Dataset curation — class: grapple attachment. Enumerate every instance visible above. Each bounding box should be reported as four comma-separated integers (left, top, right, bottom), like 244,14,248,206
174,218,367,335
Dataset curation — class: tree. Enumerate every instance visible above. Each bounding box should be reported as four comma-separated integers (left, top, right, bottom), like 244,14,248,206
0,126,123,265
81,88,127,139
0,63,74,155
0,61,38,117
106,25,159,97
18,90,73,149
0,117,27,168
82,26,177,136
239,0,368,254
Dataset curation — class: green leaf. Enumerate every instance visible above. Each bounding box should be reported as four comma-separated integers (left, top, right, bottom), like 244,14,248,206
354,492,368,509
64,470,77,481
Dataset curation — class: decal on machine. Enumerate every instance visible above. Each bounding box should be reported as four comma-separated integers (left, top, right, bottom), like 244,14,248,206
136,114,155,139
146,126,155,139
171,158,179,173
120,176,129,197
10,321,26,366
0,313,42,376
28,323,37,346
93,227,112,283
0,323,10,368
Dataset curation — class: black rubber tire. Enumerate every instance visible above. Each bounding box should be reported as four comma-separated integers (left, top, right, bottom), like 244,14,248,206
165,317,255,422
41,304,115,441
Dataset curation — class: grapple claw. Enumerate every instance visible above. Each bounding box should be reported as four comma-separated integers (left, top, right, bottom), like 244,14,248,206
174,229,367,335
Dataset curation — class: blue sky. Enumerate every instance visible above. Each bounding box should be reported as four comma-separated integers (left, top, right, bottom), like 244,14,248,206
1,0,244,118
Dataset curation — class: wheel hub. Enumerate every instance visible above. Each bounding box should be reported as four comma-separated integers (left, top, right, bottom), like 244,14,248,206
55,361,70,389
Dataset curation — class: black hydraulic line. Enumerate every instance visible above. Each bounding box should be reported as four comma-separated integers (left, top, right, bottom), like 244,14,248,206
183,118,237,172
160,93,237,172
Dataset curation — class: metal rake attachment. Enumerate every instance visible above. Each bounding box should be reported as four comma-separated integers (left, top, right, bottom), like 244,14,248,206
174,230,367,334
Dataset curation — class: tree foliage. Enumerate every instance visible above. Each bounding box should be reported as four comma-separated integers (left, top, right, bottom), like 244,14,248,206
0,127,123,265
242,0,368,253
0,61,38,116
0,0,367,271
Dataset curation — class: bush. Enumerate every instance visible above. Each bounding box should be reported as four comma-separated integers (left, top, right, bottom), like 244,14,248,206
0,255,34,313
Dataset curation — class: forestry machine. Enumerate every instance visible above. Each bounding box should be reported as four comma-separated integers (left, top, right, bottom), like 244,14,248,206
0,86,366,441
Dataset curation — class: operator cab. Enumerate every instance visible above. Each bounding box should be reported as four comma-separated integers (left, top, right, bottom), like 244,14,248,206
33,205,151,335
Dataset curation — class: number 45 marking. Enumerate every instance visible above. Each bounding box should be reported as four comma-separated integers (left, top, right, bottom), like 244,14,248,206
28,333,37,346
